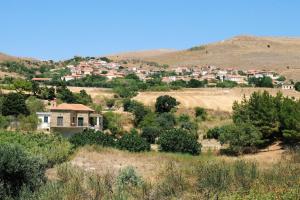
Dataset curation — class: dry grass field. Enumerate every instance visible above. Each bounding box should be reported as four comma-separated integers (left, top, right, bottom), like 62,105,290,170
134,88,300,112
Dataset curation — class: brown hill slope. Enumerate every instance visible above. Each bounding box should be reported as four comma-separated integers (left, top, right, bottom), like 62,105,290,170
110,35,300,80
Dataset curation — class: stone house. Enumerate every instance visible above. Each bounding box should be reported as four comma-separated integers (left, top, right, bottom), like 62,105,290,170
37,103,102,136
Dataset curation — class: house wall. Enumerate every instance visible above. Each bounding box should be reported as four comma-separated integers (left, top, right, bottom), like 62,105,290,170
50,111,71,127
76,112,90,127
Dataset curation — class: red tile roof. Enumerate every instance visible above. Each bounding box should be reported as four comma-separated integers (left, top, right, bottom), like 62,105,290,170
32,78,51,81
51,103,94,112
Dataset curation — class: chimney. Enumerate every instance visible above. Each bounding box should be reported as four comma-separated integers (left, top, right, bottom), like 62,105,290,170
51,98,57,108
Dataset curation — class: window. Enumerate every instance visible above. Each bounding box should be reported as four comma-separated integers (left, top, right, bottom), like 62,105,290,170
78,117,84,126
57,116,63,126
44,116,49,123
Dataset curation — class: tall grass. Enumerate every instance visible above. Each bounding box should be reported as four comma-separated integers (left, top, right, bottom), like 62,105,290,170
23,150,300,200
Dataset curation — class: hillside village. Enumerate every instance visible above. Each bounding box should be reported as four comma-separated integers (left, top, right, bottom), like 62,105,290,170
57,57,294,89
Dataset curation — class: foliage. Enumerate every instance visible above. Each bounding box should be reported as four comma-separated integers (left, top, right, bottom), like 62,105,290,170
0,61,37,78
158,128,201,155
103,111,123,135
0,143,46,198
156,112,176,130
141,126,161,144
295,82,300,92
105,98,115,109
26,96,45,114
177,114,199,138
196,160,258,198
216,80,238,88
218,123,264,155
195,107,207,120
13,78,32,93
69,129,116,148
117,129,150,152
2,93,29,116
0,131,72,166
187,79,207,88
276,75,286,81
74,89,92,105
233,91,300,143
18,114,39,131
0,115,9,129
56,86,77,103
116,166,143,189
233,91,280,139
155,95,179,113
248,76,274,88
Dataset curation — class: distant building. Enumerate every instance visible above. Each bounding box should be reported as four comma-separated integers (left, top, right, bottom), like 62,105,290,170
36,112,51,131
282,83,294,90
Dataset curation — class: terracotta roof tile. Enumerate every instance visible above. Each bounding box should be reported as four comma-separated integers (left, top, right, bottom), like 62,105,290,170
51,103,94,112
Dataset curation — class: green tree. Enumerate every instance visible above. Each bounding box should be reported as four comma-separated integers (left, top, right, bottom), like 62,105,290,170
219,123,264,155
158,128,201,155
232,91,279,139
26,96,45,114
2,93,29,116
31,81,40,96
141,126,161,144
155,95,179,113
74,89,92,105
0,144,46,198
13,78,32,93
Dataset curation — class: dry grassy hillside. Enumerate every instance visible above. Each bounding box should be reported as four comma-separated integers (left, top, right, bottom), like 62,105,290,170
110,35,300,80
0,52,19,62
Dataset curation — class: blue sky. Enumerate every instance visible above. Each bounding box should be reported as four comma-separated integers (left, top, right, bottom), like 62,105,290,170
1,0,299,60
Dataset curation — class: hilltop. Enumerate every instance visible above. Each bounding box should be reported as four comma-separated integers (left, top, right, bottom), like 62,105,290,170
109,35,300,80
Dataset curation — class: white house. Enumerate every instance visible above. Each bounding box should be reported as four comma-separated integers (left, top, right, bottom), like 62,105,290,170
282,83,294,90
36,112,51,131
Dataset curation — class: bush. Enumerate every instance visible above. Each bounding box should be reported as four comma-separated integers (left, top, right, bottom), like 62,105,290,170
155,95,179,113
69,129,116,148
116,166,143,189
2,92,29,116
117,129,150,152
0,143,46,198
195,107,207,120
156,112,176,130
158,128,201,155
141,126,161,144
0,115,9,129
0,131,72,166
103,111,123,135
219,123,264,155
206,125,232,140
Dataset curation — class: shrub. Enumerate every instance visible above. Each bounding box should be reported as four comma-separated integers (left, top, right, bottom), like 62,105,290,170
206,125,232,139
116,166,143,189
195,107,207,120
155,95,179,113
0,115,9,129
156,112,176,130
69,129,116,148
219,123,264,155
2,92,29,116
0,131,72,166
103,111,123,135
117,129,150,152
0,143,46,198
18,114,39,131
158,128,201,155
141,126,161,144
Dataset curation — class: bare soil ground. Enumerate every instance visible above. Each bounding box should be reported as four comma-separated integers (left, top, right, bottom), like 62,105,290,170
134,88,300,112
